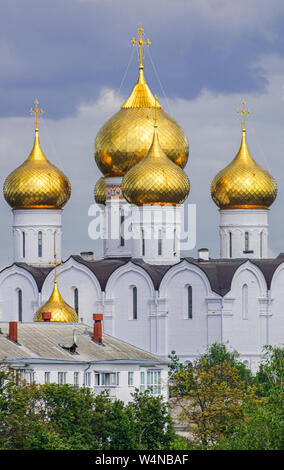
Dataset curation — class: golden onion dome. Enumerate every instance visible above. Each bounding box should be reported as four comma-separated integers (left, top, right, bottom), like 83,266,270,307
211,103,277,209
94,27,189,177
34,280,78,322
4,101,71,210
94,176,106,205
122,123,190,206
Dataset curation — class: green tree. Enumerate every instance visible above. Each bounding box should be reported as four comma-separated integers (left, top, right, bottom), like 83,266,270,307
128,389,176,450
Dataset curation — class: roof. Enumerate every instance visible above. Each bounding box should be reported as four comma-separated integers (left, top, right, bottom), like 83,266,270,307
2,253,284,297
0,323,166,365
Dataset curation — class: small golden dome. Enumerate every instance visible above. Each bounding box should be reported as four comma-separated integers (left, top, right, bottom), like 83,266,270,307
122,124,190,205
94,176,106,205
34,280,78,322
4,106,71,210
94,27,189,177
211,127,277,210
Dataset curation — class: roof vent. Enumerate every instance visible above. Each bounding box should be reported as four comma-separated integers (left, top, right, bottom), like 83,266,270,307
198,248,209,261
80,251,94,261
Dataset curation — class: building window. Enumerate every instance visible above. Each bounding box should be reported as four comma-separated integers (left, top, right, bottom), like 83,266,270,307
140,371,145,392
58,372,66,385
229,231,232,258
173,229,176,254
54,231,56,253
22,232,25,258
132,286,137,320
94,373,100,386
44,372,50,384
245,231,249,251
128,371,134,386
158,230,162,256
242,284,248,320
74,288,79,314
260,231,263,258
101,372,119,386
84,372,91,387
140,370,161,394
142,229,145,256
74,372,79,388
38,231,42,258
120,210,125,247
188,286,193,319
18,289,22,322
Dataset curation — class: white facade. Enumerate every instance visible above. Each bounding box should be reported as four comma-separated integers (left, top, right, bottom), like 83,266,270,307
219,209,268,259
12,209,62,266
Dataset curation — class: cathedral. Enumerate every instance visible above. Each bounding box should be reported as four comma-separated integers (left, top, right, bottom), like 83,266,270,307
0,27,283,372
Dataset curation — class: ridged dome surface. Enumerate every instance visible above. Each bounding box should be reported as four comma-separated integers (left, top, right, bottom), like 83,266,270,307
34,281,78,322
94,176,106,205
94,69,189,176
211,131,277,209
4,131,71,209
122,126,190,205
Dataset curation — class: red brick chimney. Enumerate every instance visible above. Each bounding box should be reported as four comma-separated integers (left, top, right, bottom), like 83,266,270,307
93,314,103,343
42,312,51,322
9,322,18,342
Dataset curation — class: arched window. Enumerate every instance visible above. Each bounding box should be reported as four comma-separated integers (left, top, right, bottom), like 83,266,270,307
120,210,125,247
158,230,162,256
38,231,42,257
22,232,25,258
74,288,79,314
245,231,249,251
142,229,145,256
229,232,232,258
188,286,193,319
132,286,137,320
242,284,248,320
18,289,22,322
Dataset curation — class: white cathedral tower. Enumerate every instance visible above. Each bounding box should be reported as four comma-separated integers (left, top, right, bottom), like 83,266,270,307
211,100,277,259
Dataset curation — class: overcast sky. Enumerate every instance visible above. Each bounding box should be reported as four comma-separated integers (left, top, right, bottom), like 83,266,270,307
0,0,284,265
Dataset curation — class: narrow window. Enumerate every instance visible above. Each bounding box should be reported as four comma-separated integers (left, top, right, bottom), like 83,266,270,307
140,371,145,392
242,284,248,320
74,288,79,314
158,230,162,256
229,232,232,258
54,231,56,253
44,372,50,384
188,286,193,319
133,286,137,320
84,372,91,387
18,289,22,322
245,231,249,251
128,371,134,386
58,372,66,385
74,372,79,388
22,232,25,258
94,373,100,386
142,229,145,256
38,231,42,258
260,231,263,258
173,229,176,254
120,210,125,247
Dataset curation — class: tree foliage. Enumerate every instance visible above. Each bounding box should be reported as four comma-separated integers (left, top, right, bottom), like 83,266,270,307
0,365,175,450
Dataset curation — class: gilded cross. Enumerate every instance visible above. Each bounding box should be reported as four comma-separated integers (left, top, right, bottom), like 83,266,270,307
49,252,63,284
237,99,250,131
131,25,151,69
30,99,43,131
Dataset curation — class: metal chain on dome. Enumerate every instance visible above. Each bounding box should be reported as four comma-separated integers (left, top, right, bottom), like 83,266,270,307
146,47,171,111
117,45,136,97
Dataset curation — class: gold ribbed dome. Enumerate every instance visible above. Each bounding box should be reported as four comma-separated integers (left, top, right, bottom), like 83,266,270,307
122,124,190,205
94,176,106,205
94,27,188,177
211,105,277,209
34,280,78,322
4,103,71,210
